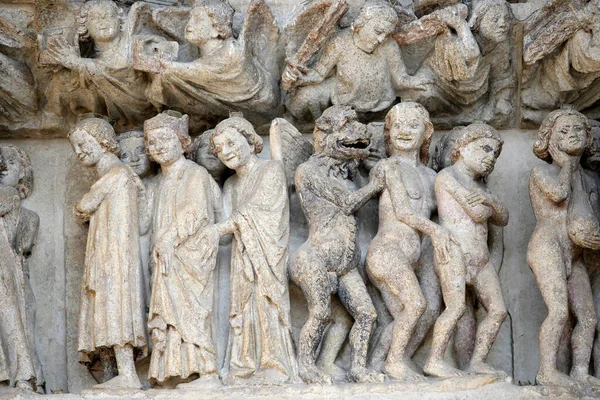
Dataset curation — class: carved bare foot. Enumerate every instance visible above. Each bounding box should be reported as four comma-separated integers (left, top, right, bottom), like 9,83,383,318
92,374,142,390
571,369,600,386
466,360,508,378
536,368,578,387
317,361,348,382
384,359,425,381
348,366,385,383
423,360,468,378
176,374,222,389
15,380,34,392
299,362,333,385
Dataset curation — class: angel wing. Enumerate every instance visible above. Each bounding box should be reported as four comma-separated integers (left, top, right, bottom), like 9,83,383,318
239,0,280,84
270,118,313,191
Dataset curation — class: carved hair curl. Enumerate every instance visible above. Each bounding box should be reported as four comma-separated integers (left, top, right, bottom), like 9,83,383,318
352,0,399,33
384,102,434,164
450,123,503,164
533,109,592,163
118,130,144,142
211,117,263,156
195,0,234,40
69,117,120,156
77,0,125,42
0,145,34,200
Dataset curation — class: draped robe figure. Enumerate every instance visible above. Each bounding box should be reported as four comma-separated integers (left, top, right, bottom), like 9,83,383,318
147,160,222,383
77,164,147,362
223,159,297,384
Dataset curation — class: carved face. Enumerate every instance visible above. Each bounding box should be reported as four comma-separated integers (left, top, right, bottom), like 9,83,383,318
212,128,253,171
551,115,588,157
478,4,511,43
70,129,105,167
119,136,151,178
355,18,395,53
388,107,425,155
319,120,371,160
195,140,227,180
0,147,23,188
185,8,220,46
87,3,120,43
460,137,501,176
146,128,183,165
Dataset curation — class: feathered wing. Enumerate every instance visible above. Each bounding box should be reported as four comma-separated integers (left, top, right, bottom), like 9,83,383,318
269,118,313,191
239,0,281,83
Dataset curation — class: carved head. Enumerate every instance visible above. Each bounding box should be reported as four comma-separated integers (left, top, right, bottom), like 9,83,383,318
69,117,119,167
118,130,153,178
188,129,228,182
432,127,463,172
352,1,399,53
144,111,191,165
452,123,503,177
534,109,592,163
363,122,386,171
470,0,512,44
0,145,33,200
77,0,124,43
186,0,234,46
384,102,433,164
211,117,263,171
313,106,371,161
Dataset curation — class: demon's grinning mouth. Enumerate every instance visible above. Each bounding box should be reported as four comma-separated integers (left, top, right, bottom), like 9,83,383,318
337,139,369,150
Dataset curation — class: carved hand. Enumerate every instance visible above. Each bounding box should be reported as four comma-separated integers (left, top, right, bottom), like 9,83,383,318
465,188,490,207
431,227,459,265
73,202,91,223
549,141,576,169
152,238,175,276
46,36,81,70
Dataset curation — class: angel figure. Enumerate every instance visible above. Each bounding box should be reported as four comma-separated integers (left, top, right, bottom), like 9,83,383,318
197,116,297,385
398,0,514,128
521,0,600,125
140,0,281,127
283,0,429,122
45,0,155,130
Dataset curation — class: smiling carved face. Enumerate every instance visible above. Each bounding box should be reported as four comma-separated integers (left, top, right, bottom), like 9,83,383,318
211,128,253,171
387,107,426,156
87,2,120,43
146,128,183,166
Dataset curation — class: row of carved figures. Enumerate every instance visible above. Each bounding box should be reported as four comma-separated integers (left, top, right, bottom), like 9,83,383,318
2,101,600,394
2,0,600,135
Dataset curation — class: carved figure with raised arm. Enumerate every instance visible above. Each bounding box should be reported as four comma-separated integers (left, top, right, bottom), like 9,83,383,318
68,116,147,390
283,0,429,122
289,106,384,384
528,109,600,387
198,116,297,385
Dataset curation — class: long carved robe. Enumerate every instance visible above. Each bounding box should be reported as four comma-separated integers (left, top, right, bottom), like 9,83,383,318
148,160,221,383
224,159,297,384
0,185,39,386
78,165,147,362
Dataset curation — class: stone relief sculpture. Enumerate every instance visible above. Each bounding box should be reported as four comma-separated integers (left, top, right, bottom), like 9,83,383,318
397,0,514,128
187,130,229,186
68,116,148,390
138,0,281,129
283,1,429,122
0,145,43,392
366,102,456,381
290,106,384,384
45,0,155,131
528,109,600,387
143,111,222,387
521,0,600,126
434,123,508,377
198,116,297,385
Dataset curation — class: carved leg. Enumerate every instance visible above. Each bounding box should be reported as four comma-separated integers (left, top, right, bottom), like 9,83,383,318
454,291,477,370
568,262,600,386
405,242,442,362
338,269,384,383
92,344,141,390
291,249,334,384
424,250,467,378
466,263,508,377
316,297,352,381
530,246,576,387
